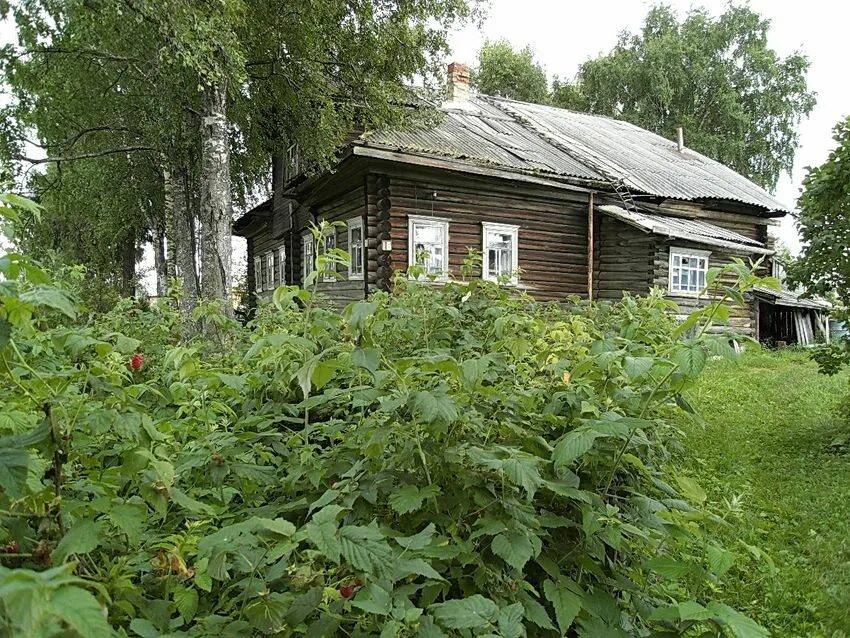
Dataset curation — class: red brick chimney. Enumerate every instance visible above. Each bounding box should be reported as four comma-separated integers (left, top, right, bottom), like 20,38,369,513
446,62,470,103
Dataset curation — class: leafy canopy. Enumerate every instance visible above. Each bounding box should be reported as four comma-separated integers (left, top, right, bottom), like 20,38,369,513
551,4,815,191
473,39,549,103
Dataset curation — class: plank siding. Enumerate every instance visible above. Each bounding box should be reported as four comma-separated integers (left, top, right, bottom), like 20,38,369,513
382,171,591,301
593,216,654,300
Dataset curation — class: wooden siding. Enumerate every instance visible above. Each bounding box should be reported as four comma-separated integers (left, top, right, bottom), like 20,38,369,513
379,169,592,301
593,216,654,300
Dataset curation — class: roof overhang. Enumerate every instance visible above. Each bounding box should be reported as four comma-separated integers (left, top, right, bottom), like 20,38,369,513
753,285,831,311
599,204,773,255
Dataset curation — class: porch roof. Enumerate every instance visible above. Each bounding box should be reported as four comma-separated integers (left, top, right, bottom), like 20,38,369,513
753,285,832,311
598,204,772,255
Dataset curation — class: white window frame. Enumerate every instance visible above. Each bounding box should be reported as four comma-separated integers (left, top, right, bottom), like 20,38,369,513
348,217,365,280
668,247,711,296
408,215,450,280
253,255,262,292
276,245,286,285
321,228,337,283
302,233,315,282
264,252,275,291
481,222,519,285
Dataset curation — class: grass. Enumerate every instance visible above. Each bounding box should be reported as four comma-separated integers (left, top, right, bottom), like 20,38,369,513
676,348,850,637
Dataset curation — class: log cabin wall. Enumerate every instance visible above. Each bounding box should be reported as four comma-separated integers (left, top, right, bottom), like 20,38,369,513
374,167,592,301
592,216,655,300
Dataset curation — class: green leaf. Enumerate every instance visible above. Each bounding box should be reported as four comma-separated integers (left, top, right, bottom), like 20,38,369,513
174,586,199,621
352,347,381,373
417,615,448,638
707,544,735,577
114,334,142,354
53,520,102,564
675,475,707,504
410,389,458,424
50,586,111,638
0,447,29,498
0,317,10,350
108,502,147,545
304,505,343,564
553,428,600,468
286,586,323,627
676,601,713,621
339,525,393,577
245,592,289,634
393,557,445,582
672,344,707,378
502,455,542,498
518,593,556,630
623,356,654,379
491,532,535,571
19,285,78,319
643,556,691,580
543,578,582,634
389,484,437,515
351,584,392,615
170,487,216,515
497,602,524,638
429,595,499,629
706,601,769,638
394,523,436,550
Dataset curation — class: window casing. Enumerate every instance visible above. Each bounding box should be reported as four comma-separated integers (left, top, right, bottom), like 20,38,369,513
253,255,262,292
264,252,275,291
322,229,337,283
302,234,315,282
348,217,364,280
408,216,449,279
482,222,519,284
669,248,710,295
277,245,286,285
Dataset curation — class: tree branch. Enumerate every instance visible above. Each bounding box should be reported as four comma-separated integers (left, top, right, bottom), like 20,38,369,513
13,146,155,164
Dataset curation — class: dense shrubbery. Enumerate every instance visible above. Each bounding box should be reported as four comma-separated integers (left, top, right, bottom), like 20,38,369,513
1,198,773,636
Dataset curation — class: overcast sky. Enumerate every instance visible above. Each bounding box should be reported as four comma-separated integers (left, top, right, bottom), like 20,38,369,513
447,0,850,252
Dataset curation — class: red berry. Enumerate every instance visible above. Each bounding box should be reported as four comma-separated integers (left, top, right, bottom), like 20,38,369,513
129,353,144,371
5,541,19,554
339,584,355,599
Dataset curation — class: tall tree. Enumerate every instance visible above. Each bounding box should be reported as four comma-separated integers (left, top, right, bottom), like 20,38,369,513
473,39,548,103
552,5,815,191
788,116,850,307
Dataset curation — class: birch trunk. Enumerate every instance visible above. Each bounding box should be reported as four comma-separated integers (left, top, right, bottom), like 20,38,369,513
163,167,177,284
171,165,199,321
199,83,232,309
120,233,136,297
153,225,167,297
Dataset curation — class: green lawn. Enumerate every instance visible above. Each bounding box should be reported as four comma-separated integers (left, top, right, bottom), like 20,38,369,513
677,349,850,637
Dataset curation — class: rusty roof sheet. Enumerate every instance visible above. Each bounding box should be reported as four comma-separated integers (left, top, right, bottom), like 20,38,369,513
356,94,792,213
753,285,832,310
598,204,772,254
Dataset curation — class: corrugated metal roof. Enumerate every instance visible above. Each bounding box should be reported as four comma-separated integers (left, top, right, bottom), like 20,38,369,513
754,285,831,310
598,204,772,254
356,94,792,213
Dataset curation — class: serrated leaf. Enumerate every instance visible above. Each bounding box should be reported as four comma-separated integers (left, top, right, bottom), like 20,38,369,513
675,475,707,504
677,600,713,621
643,556,690,580
417,615,448,637
393,557,445,582
351,584,392,615
707,545,734,577
174,586,199,621
430,595,499,629
50,586,111,638
672,344,707,378
0,447,28,498
304,505,343,563
553,428,600,468
245,592,289,634
706,601,769,638
170,487,216,515
286,586,322,626
339,525,393,577
19,285,77,318
502,455,542,498
518,593,556,630
108,502,147,545
53,520,102,564
491,532,535,571
410,389,458,424
394,523,436,550
544,578,582,634
352,347,381,373
389,484,427,515
497,602,524,638
623,356,654,379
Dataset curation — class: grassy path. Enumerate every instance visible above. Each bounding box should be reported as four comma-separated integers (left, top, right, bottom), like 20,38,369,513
677,350,850,637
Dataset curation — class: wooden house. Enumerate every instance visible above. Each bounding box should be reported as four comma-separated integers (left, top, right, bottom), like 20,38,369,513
235,62,829,342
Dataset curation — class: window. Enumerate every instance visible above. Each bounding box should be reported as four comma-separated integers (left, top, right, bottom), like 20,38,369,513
348,217,364,280
322,229,337,282
482,222,519,284
669,248,710,294
409,216,449,279
253,255,262,292
277,245,286,285
264,252,275,291
302,234,314,282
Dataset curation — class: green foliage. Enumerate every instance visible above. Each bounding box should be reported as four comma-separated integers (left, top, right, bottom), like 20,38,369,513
676,349,850,635
551,4,815,191
790,116,850,306
0,192,778,636
473,40,549,103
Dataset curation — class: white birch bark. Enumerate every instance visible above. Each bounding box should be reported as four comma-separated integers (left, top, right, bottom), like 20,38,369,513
199,83,232,308
165,163,199,321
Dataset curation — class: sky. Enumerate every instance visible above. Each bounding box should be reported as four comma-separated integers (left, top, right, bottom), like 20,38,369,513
447,0,850,253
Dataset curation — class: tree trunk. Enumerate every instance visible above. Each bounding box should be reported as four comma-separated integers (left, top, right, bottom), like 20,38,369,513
199,82,232,308
120,233,136,297
153,224,167,297
163,167,177,285
169,164,199,322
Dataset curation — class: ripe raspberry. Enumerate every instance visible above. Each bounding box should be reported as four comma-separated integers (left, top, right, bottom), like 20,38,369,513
129,353,144,371
5,541,19,554
339,584,355,599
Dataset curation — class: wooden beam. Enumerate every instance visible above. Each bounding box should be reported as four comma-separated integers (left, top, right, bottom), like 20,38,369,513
587,192,594,299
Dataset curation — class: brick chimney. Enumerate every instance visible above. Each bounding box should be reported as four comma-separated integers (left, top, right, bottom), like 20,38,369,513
446,62,470,103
